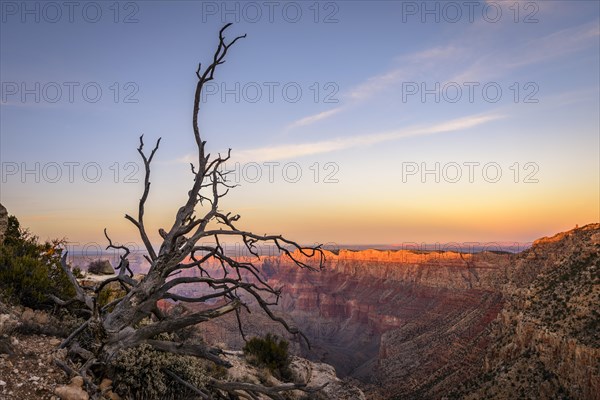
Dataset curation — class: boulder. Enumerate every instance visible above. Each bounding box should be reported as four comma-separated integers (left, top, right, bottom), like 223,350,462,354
0,312,19,335
87,260,115,275
54,376,89,400
99,379,121,399
0,337,15,355
0,203,8,244
98,378,112,391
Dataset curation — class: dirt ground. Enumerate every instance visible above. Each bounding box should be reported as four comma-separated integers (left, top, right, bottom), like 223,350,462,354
0,333,68,400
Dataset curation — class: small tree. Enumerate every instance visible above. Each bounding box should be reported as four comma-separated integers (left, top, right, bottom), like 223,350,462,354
52,24,325,399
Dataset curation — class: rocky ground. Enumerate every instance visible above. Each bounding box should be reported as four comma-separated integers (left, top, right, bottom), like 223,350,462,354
0,306,72,399
0,299,365,400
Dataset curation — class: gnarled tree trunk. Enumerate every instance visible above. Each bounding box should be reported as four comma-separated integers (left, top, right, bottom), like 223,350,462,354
53,23,324,400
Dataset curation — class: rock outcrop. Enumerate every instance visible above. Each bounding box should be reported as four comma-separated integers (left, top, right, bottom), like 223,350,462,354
452,223,600,400
222,351,366,400
54,376,89,400
86,260,115,275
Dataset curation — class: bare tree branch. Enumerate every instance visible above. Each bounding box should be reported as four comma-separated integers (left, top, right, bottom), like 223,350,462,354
211,379,328,400
132,299,241,341
59,319,90,349
59,252,94,311
104,229,134,277
55,24,326,400
125,135,161,261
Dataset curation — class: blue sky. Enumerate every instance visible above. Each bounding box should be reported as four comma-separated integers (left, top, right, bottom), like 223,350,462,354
1,0,599,249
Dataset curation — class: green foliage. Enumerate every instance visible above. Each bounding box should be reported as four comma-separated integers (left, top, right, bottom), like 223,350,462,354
72,266,84,279
112,343,211,400
243,333,292,381
96,284,126,311
0,215,75,308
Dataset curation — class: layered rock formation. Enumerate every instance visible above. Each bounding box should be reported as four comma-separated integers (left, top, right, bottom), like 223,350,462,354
183,249,511,398
451,223,600,400
261,250,510,398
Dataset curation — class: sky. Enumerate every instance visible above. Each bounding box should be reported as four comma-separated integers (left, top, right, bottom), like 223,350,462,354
1,0,599,252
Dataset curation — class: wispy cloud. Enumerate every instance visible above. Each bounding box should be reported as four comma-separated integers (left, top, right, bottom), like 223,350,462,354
232,112,503,162
286,107,343,130
173,154,196,165
350,19,599,101
349,45,465,102
283,19,598,131
349,67,407,101
509,20,599,68
453,19,600,82
287,45,461,128
401,45,465,64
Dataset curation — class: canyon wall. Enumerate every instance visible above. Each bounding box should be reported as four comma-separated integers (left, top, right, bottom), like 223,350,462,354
263,250,509,398
453,223,600,400
190,249,512,398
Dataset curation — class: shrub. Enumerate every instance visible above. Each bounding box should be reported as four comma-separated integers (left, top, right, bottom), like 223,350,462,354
72,266,84,279
97,284,126,311
112,343,212,400
0,216,75,309
243,333,292,381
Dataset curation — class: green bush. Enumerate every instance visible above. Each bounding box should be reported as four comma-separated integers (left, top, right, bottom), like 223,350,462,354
243,333,292,381
97,284,127,311
0,215,75,308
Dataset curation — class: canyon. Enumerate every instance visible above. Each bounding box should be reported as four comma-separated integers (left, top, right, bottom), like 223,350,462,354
72,223,599,399
182,224,599,399
260,249,509,398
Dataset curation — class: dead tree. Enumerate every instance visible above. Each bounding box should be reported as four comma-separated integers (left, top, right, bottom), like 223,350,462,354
53,23,324,399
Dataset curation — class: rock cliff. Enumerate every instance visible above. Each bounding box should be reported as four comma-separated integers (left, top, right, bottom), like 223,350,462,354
452,223,599,400
262,249,509,398
188,248,511,398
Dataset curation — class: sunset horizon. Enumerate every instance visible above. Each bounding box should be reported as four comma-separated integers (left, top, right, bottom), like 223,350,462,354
1,2,598,249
